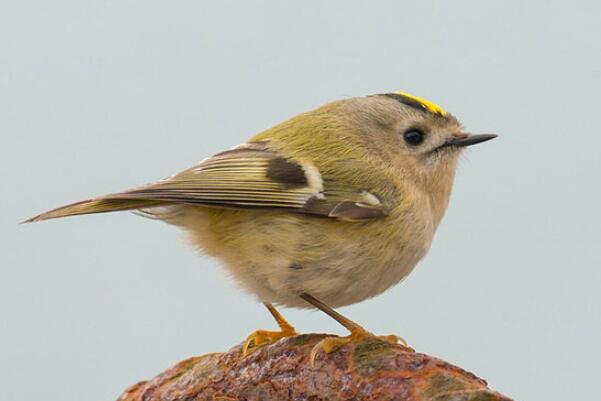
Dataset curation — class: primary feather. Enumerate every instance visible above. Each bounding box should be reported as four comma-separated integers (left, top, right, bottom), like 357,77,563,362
24,141,386,223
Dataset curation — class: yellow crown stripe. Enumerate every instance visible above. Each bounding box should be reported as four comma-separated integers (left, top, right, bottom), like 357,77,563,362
394,91,447,116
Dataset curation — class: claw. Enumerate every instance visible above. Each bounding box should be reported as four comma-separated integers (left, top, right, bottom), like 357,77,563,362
242,327,298,356
242,303,298,356
309,330,407,367
309,328,369,367
379,334,407,346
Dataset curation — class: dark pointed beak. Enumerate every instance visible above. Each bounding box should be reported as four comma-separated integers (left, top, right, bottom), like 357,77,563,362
448,133,498,147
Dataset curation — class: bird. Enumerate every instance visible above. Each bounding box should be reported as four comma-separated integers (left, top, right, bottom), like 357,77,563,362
24,91,496,361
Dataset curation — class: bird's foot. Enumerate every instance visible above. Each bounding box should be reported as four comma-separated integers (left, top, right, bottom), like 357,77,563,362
242,327,298,356
309,328,406,367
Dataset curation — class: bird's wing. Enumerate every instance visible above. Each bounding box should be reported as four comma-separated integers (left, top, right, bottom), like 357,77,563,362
25,142,388,223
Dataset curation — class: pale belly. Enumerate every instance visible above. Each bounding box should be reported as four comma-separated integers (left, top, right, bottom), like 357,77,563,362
167,206,435,309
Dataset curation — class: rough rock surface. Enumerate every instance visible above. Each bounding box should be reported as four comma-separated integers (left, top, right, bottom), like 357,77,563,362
116,334,513,401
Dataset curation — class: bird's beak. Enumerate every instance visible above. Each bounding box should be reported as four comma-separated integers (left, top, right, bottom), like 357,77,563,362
448,133,498,147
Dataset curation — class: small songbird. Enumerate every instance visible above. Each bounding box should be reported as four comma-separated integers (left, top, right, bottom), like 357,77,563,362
25,92,496,360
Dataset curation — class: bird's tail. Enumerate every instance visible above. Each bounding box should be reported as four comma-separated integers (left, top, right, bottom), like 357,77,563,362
22,197,164,223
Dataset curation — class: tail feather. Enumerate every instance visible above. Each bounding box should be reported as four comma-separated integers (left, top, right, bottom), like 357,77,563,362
22,198,165,223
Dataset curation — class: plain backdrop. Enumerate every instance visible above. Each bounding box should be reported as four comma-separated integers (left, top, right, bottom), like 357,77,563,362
1,1,600,400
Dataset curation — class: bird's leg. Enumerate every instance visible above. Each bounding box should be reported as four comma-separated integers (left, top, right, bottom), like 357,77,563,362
300,292,405,366
242,303,298,355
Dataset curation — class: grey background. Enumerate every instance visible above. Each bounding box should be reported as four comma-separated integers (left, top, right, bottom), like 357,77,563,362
1,1,599,400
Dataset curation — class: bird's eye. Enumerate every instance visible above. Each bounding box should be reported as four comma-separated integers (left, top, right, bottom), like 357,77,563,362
403,129,425,146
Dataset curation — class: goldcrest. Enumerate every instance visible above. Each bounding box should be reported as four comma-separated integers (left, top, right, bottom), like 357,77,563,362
25,91,496,355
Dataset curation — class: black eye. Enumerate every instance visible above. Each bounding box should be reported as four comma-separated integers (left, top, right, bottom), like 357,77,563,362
403,129,425,146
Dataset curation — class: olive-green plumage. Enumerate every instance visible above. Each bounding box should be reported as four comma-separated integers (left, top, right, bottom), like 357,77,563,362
25,92,496,312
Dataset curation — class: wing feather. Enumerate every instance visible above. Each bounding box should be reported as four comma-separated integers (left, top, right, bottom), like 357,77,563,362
109,143,318,210
24,141,389,222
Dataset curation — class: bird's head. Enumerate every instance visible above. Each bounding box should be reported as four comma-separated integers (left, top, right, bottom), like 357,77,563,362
338,91,496,220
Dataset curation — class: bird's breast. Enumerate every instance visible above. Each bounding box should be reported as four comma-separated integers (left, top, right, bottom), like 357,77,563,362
173,202,436,309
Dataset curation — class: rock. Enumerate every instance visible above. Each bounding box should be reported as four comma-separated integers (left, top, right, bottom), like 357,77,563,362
116,334,512,401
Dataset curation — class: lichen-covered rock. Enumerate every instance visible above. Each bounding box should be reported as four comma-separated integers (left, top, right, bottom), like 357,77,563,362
116,334,512,401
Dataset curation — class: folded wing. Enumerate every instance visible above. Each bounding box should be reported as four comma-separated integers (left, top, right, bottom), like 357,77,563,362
24,142,387,223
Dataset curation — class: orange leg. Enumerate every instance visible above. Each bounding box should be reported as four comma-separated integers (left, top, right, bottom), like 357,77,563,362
300,292,405,366
242,303,298,355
